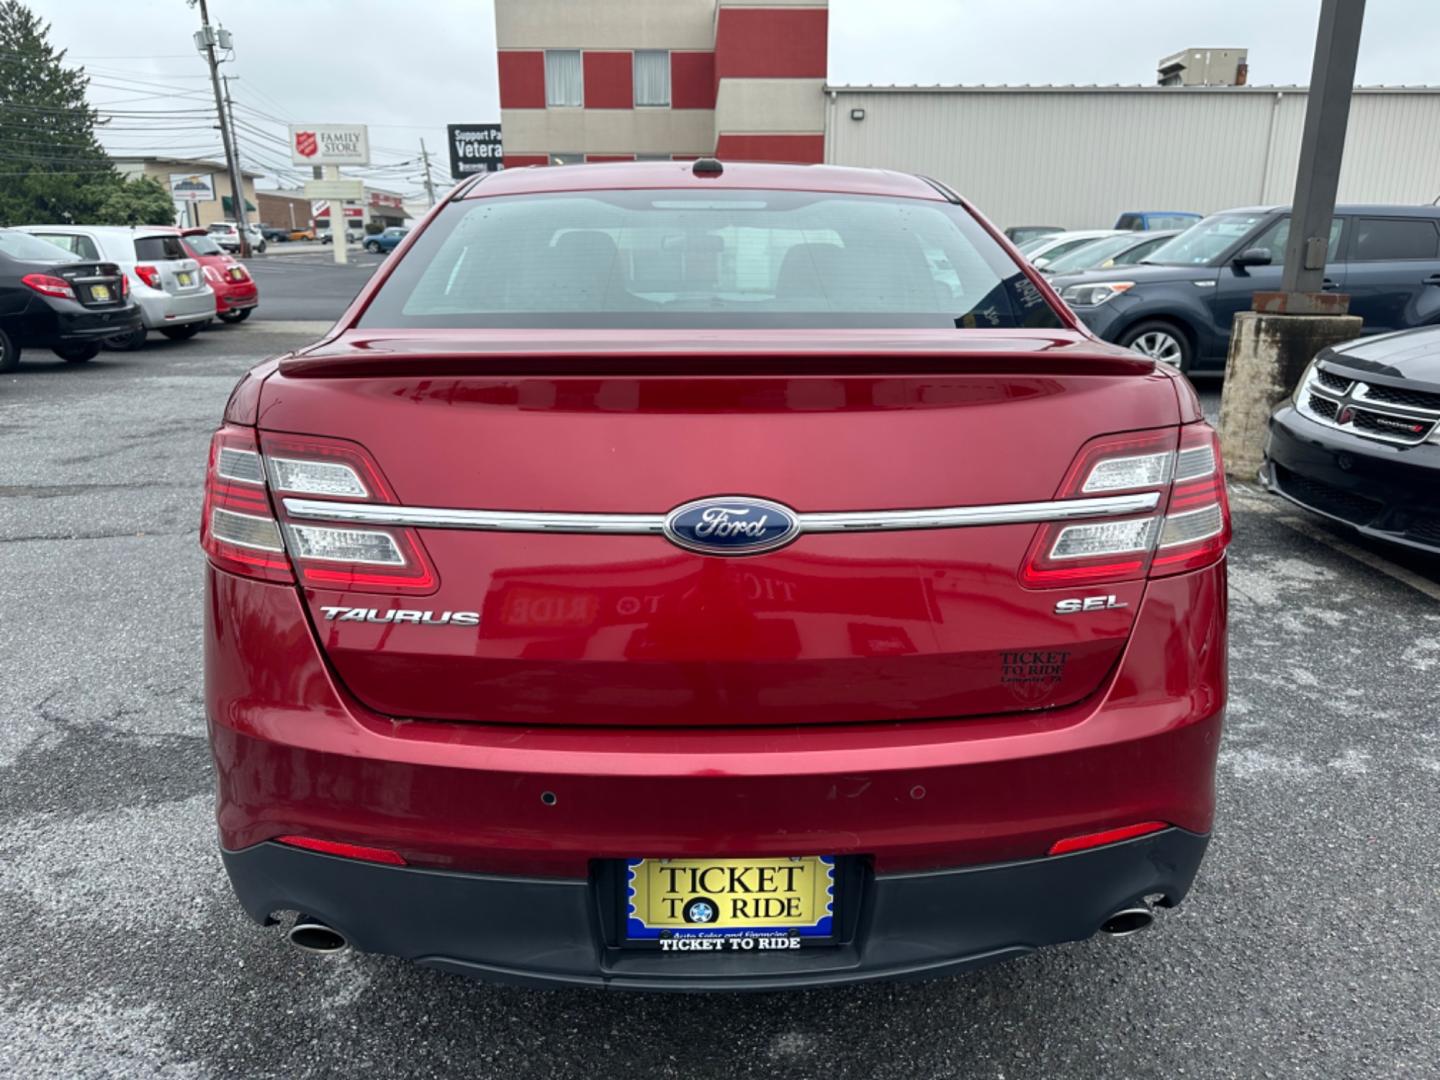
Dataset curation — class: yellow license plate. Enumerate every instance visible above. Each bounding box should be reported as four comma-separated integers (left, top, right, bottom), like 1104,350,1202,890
177,271,193,286
625,856,835,943
90,284,111,301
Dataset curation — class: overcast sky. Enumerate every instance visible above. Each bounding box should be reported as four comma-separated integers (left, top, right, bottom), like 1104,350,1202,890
29,0,1440,197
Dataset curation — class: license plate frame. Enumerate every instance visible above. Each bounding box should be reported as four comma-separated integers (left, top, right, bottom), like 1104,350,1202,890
620,855,839,950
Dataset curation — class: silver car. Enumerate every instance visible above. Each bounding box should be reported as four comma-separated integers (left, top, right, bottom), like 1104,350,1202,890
17,225,215,348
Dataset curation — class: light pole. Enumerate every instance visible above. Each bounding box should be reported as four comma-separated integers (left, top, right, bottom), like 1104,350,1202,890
192,0,251,257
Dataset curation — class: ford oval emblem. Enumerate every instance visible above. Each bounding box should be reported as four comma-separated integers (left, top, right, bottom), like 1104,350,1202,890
663,496,801,556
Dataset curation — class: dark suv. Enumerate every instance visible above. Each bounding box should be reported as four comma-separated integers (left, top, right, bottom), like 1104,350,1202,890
1052,205,1440,374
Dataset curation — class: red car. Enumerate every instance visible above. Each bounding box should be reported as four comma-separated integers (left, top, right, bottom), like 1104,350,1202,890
175,227,258,323
203,161,1229,990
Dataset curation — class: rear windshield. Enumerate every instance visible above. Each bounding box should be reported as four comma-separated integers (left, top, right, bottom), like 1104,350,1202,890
0,230,73,263
184,234,223,256
134,235,186,261
357,189,1064,330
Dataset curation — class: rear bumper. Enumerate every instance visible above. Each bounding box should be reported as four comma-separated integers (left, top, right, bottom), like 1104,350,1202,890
10,298,142,346
1264,403,1440,553
136,289,214,329
222,827,1209,990
215,288,258,313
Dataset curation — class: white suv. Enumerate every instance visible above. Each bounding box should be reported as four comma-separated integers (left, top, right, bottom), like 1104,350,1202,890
207,221,267,254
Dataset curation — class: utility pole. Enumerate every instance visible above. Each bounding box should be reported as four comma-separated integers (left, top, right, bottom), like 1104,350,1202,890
419,138,437,206
193,0,251,256
1216,0,1366,480
1279,0,1366,298
221,75,252,246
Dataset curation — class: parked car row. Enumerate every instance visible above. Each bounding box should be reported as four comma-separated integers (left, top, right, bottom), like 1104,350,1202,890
0,223,260,370
1052,203,1440,374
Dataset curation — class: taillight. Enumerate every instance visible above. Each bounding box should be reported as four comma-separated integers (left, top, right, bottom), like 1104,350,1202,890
133,264,162,289
200,427,438,594
202,265,223,285
118,272,128,297
1151,425,1231,576
266,432,437,593
20,273,76,300
200,426,292,582
1021,423,1229,587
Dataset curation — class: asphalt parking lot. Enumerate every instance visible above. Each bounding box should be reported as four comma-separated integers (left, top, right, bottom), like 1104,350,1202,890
243,250,386,322
2,326,1438,1079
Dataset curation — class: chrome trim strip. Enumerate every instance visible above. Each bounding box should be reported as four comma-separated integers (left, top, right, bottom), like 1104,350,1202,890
283,492,1160,535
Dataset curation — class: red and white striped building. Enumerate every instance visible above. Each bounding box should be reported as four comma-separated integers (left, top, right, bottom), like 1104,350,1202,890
495,0,827,167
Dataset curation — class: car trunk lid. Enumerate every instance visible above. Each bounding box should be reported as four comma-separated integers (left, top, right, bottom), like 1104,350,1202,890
256,330,1178,727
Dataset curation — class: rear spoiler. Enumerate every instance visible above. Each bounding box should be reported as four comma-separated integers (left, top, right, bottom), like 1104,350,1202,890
279,331,1155,379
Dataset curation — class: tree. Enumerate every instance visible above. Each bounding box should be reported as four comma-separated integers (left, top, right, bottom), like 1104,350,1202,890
94,176,182,226
0,1,172,226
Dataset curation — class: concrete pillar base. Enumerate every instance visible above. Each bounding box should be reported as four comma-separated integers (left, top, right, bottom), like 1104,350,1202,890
1217,311,1362,479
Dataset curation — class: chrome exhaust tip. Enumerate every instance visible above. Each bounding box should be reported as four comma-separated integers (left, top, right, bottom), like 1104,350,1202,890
286,915,348,954
1100,905,1155,937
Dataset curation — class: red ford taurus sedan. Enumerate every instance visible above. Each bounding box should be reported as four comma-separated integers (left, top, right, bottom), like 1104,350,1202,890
203,160,1229,990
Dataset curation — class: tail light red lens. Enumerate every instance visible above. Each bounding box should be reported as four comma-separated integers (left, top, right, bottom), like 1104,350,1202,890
133,264,162,289
200,428,438,594
1151,425,1231,576
200,426,292,582
20,273,76,300
1021,423,1229,587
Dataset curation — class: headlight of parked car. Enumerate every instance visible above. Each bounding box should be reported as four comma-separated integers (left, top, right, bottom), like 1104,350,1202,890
1060,282,1135,306
1293,358,1320,405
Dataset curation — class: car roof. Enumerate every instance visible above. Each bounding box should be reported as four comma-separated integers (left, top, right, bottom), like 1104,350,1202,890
19,224,180,237
1218,204,1440,218
461,161,947,201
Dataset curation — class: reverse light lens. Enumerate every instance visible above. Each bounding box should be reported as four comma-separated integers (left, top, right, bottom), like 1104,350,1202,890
1082,452,1173,493
1174,443,1216,482
267,457,369,498
1050,517,1158,559
1060,281,1134,306
286,523,405,565
210,508,284,552
1158,504,1224,548
216,446,263,484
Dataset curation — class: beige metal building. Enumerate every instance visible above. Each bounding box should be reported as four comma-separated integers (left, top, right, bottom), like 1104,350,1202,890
113,156,261,229
824,85,1440,231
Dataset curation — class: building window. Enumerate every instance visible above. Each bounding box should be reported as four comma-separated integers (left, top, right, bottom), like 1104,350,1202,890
633,50,670,107
544,50,583,107
549,153,583,166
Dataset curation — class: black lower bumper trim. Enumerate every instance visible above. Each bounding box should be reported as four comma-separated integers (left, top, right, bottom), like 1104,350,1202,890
222,829,1209,991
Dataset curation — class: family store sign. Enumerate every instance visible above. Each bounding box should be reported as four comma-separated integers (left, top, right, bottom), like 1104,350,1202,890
288,124,371,166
